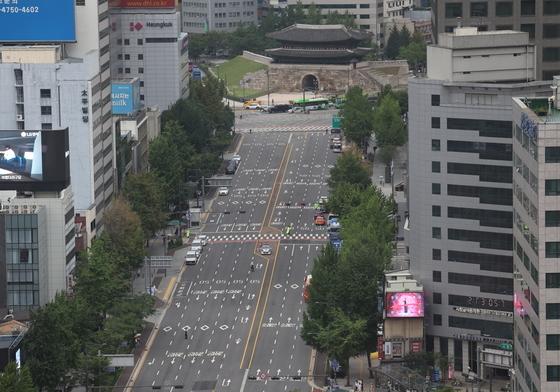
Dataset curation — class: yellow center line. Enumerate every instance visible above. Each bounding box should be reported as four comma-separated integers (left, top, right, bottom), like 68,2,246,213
247,239,280,369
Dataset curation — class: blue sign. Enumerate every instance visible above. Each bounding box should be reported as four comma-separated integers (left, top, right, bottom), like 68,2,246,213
0,1,76,42
521,112,538,140
112,82,140,115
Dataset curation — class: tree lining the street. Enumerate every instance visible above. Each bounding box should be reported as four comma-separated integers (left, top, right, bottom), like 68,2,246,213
303,160,394,384
327,151,371,191
340,86,375,151
0,362,36,392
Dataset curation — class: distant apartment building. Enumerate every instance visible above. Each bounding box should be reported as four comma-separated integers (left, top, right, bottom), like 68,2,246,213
432,0,560,80
110,4,189,110
511,77,560,392
384,0,413,17
407,28,551,377
286,0,384,42
182,0,258,33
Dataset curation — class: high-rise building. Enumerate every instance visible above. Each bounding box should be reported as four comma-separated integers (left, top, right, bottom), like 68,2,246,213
407,28,551,377
182,0,258,33
511,77,560,392
384,0,413,18
286,0,383,42
432,0,560,80
109,3,189,110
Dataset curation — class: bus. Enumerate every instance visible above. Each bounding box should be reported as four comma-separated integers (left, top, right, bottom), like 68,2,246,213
291,97,331,111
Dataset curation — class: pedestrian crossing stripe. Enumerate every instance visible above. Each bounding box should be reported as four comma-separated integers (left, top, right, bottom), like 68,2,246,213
237,126,329,133
206,233,328,242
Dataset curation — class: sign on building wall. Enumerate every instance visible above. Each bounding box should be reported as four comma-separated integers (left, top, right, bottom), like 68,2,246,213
112,82,140,115
110,0,175,8
0,0,76,42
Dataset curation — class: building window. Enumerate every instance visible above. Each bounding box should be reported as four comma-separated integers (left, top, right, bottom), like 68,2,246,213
40,106,52,115
544,24,560,39
544,1,560,15
41,123,52,130
495,1,513,16
545,147,560,162
520,0,535,16
546,242,560,258
433,314,442,325
470,2,488,17
76,0,86,5
140,94,145,101
432,139,440,151
432,183,441,195
433,292,442,304
137,38,143,45
124,39,130,45
432,227,441,239
521,24,536,40
432,205,441,217
548,366,560,381
40,89,51,98
547,273,560,288
138,67,144,74
548,304,560,319
444,26,455,33
544,47,560,62
125,68,130,74
140,81,144,87
118,68,123,74
546,179,560,195
546,211,560,227
117,39,122,45
445,3,462,18
431,95,440,106
138,54,144,60
433,249,442,260
496,25,513,30
547,335,560,350
432,117,440,129
432,161,441,173
124,54,130,60
433,270,442,282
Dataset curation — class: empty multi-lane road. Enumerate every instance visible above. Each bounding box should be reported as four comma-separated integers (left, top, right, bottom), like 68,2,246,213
133,111,338,392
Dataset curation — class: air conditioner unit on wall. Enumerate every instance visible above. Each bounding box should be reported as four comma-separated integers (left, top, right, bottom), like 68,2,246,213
16,114,24,121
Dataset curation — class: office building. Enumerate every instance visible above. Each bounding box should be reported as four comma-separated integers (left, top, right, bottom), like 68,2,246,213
182,0,258,33
384,0,413,18
0,0,114,235
286,0,383,42
511,76,560,392
432,0,560,80
110,5,189,110
407,28,550,377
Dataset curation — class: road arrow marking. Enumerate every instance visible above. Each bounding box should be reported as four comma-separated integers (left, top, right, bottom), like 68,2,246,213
297,369,302,376
269,317,273,323
236,338,241,344
287,317,291,323
148,358,155,366
277,369,281,376
171,358,175,365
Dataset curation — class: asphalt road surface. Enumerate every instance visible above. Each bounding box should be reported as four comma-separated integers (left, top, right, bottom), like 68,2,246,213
134,114,338,392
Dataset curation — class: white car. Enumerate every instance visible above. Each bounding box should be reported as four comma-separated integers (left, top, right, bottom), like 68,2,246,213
218,187,229,196
260,244,273,255
196,234,208,246
231,154,241,163
185,250,199,265
245,103,261,110
190,245,203,254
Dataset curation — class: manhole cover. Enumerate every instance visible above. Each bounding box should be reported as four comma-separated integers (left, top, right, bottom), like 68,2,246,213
191,380,217,390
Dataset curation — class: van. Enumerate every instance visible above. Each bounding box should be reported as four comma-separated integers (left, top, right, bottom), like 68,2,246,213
192,238,205,248
185,250,199,265
195,235,208,246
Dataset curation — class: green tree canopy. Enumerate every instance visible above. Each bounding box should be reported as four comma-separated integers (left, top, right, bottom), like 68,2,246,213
373,95,406,148
0,363,36,392
328,152,371,191
399,40,427,71
102,196,145,272
123,172,167,240
341,86,374,149
399,25,411,48
384,25,401,59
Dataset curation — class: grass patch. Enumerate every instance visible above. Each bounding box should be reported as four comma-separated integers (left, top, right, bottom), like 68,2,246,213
214,56,268,98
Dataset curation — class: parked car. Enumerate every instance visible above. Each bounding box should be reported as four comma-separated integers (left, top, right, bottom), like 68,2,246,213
260,243,273,255
218,187,229,196
225,160,238,175
333,143,342,153
231,154,241,163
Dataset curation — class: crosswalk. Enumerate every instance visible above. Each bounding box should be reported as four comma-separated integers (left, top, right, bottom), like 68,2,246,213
206,232,328,242
237,126,330,133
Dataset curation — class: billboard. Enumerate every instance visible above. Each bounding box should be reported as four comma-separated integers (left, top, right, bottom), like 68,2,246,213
109,0,176,8
385,292,424,318
0,129,70,191
112,81,141,115
0,1,76,42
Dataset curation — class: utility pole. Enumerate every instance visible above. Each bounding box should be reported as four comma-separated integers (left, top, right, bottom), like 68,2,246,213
267,70,270,107
201,175,205,210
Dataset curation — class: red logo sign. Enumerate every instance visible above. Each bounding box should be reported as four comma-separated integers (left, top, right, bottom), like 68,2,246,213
411,341,422,353
129,22,144,31
111,0,176,8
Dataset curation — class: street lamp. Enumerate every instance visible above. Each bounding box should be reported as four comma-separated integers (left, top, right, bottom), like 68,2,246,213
266,69,270,107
